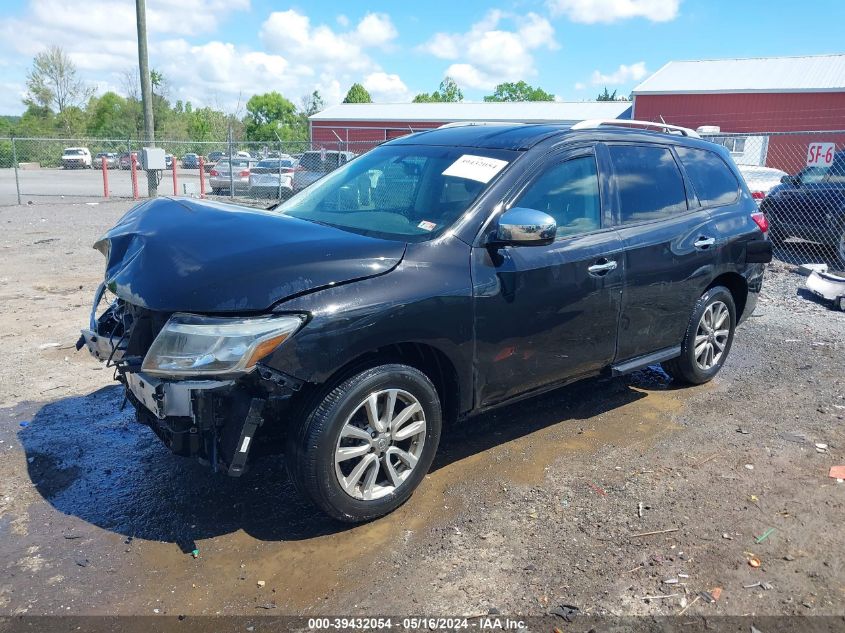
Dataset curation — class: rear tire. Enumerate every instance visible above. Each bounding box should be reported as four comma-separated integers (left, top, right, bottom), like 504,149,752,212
662,286,736,385
286,364,442,523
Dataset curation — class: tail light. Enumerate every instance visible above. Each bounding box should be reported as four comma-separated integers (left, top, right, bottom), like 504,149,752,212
210,169,219,177
239,169,250,177
751,191,765,200
751,211,769,234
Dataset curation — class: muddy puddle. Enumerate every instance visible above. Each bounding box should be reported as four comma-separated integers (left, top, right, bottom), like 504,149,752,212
0,367,694,614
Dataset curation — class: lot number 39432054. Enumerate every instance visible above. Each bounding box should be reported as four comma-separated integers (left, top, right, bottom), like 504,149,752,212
806,142,836,167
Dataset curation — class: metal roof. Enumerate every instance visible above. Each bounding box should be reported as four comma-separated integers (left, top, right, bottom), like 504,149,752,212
633,54,845,95
309,101,632,123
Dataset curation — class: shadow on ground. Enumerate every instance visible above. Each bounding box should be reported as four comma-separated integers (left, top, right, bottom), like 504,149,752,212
13,367,672,547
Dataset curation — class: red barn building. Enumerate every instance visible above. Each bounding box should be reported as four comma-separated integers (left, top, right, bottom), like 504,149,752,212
632,54,845,173
309,101,633,148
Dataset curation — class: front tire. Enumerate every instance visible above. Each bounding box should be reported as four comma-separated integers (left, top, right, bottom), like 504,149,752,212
286,364,442,522
662,286,736,385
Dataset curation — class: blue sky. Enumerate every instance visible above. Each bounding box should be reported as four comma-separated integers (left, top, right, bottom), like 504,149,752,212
0,0,843,115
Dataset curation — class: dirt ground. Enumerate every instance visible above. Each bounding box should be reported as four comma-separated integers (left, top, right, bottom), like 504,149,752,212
0,200,843,620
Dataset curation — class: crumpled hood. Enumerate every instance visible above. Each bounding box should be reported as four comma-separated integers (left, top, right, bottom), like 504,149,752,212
95,197,405,313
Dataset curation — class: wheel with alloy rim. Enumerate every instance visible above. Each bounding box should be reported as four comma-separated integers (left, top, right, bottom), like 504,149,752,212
286,364,441,522
334,388,427,501
662,286,736,385
693,300,730,371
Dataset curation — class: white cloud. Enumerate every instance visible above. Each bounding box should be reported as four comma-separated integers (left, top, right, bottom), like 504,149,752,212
354,13,398,48
363,72,411,102
419,11,557,90
0,3,407,114
547,0,680,23
574,81,587,90
590,61,648,85
0,0,250,54
0,0,253,111
260,10,397,71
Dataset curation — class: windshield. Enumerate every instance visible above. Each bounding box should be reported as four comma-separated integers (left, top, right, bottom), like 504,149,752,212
278,144,516,241
65,149,84,155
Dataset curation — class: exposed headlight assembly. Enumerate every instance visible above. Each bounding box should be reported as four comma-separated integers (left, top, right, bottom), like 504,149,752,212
141,313,304,377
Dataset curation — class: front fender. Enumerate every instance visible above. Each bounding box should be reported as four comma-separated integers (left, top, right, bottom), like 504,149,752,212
263,237,475,413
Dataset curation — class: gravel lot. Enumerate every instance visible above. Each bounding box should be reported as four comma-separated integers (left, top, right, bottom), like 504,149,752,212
0,199,843,620
0,167,266,207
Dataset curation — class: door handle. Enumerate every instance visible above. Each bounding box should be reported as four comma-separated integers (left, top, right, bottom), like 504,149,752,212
694,236,716,249
587,259,618,276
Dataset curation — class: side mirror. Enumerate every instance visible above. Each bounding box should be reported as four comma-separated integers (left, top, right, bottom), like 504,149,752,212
494,207,556,246
781,174,798,186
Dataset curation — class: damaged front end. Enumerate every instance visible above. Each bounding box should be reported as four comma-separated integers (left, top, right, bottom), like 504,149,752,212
78,285,305,476
78,196,406,476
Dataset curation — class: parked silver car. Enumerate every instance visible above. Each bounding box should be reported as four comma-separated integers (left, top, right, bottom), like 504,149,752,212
93,152,118,169
293,150,356,191
209,158,257,195
736,164,789,205
248,157,296,199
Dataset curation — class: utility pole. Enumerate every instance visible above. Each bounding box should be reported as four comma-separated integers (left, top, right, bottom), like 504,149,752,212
135,0,157,197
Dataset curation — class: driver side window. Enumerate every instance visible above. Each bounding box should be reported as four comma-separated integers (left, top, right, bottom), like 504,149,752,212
515,156,602,238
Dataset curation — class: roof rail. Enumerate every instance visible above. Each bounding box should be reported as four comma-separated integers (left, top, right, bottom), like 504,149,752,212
570,119,701,138
437,121,526,129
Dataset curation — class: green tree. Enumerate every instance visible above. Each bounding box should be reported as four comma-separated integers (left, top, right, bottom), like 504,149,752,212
24,46,93,114
301,90,325,116
187,106,228,142
86,92,132,138
243,91,302,142
343,83,372,104
413,76,463,103
484,81,554,102
596,87,617,101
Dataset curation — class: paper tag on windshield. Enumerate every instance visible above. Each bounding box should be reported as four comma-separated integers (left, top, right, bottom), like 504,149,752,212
417,220,437,231
442,154,508,183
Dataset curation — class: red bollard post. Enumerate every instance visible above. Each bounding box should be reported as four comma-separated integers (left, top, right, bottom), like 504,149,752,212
101,154,109,199
172,155,178,195
198,156,206,198
130,153,139,200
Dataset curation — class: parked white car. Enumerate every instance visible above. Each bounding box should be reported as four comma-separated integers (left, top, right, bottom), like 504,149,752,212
248,157,296,199
62,147,92,169
737,164,788,205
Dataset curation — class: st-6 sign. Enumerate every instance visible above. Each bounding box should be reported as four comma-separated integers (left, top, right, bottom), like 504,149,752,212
806,142,836,167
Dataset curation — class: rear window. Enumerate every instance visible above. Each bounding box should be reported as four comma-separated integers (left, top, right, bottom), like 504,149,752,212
257,159,294,169
218,159,250,169
676,146,739,207
609,145,688,224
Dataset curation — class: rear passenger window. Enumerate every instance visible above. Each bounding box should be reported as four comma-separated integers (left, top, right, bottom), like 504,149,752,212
676,146,739,206
515,156,602,238
609,145,687,224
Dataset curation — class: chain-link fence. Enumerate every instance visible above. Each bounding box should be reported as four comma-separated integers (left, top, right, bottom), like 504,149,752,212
1,129,843,267
0,136,384,207
700,130,845,267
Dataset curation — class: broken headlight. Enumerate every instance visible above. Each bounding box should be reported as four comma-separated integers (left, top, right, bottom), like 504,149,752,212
141,313,304,377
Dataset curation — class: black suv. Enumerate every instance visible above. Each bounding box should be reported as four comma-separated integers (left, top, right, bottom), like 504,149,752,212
79,121,771,522
761,150,845,265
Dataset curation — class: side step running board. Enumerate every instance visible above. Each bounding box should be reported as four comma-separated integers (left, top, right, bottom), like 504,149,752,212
611,346,681,376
